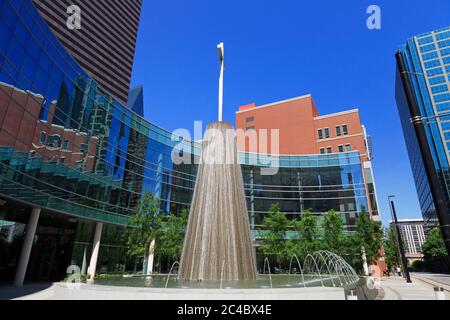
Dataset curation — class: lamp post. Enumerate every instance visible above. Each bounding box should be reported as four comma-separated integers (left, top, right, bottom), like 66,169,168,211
388,195,412,283
217,42,224,122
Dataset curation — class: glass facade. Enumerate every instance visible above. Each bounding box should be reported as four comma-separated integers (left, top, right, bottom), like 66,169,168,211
0,0,372,280
396,26,450,229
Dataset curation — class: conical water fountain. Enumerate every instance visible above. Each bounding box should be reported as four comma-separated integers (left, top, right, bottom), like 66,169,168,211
178,43,257,282
178,121,257,281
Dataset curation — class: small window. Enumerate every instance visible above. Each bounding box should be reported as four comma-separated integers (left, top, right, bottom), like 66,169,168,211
47,135,61,148
80,143,88,154
245,126,255,131
62,140,70,150
345,144,351,152
324,128,330,139
326,147,332,154
320,148,325,154
338,145,344,153
318,129,323,140
343,125,348,135
245,116,254,123
336,126,342,137
39,131,47,145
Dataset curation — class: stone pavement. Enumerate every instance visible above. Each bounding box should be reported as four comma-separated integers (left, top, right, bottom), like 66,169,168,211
379,276,450,300
1,282,347,300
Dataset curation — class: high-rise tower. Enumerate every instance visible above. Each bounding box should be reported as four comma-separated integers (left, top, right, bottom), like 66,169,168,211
32,0,142,105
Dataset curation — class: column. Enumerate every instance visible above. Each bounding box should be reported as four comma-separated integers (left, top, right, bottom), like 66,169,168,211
14,207,41,287
87,222,103,282
250,170,255,228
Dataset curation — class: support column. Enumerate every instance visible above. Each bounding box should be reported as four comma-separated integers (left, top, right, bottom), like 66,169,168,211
250,170,255,228
14,207,41,287
87,222,103,282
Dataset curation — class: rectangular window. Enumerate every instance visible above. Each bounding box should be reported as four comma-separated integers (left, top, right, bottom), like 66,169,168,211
422,51,439,61
436,30,450,41
320,148,325,154
245,116,254,123
420,43,436,53
441,48,450,57
443,56,450,65
434,93,450,103
418,36,434,45
326,147,332,154
343,125,348,135
431,84,449,94
324,128,330,139
438,39,450,49
80,143,88,154
427,67,443,77
345,144,351,152
338,145,344,153
318,129,323,140
336,126,342,137
62,140,70,150
245,126,255,131
429,76,446,86
424,59,441,69
437,102,450,112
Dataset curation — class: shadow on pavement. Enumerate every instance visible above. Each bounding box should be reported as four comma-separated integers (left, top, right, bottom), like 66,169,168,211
0,282,52,300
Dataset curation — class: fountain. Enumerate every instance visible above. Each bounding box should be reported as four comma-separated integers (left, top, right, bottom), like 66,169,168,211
178,121,257,281
178,42,256,282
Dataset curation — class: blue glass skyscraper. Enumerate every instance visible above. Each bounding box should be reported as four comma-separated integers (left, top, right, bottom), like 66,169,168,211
396,26,450,254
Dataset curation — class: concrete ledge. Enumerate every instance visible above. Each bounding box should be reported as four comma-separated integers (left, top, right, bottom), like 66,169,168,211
47,283,346,300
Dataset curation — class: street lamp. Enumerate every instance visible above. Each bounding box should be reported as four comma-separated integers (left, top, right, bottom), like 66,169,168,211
388,195,412,283
217,42,224,122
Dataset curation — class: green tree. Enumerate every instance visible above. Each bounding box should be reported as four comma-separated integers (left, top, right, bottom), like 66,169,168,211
260,204,291,268
422,227,449,270
126,193,162,275
292,209,321,259
321,210,345,255
384,226,401,269
357,212,383,263
156,208,189,263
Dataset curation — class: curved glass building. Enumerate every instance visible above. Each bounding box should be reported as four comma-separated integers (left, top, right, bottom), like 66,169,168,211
0,0,379,283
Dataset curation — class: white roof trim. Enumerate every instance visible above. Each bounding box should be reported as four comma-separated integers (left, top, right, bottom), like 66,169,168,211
236,94,312,114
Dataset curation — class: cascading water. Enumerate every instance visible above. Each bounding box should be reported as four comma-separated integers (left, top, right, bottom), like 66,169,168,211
178,122,257,282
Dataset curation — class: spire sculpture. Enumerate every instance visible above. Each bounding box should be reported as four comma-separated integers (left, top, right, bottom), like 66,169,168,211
178,43,257,281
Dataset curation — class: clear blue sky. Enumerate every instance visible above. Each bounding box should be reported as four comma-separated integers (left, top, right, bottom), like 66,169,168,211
130,0,450,226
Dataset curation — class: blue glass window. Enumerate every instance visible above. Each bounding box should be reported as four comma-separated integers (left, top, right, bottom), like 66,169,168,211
441,48,450,57
418,36,434,45
429,76,446,86
436,102,450,112
20,54,37,84
436,30,450,41
424,59,441,69
431,84,448,94
434,93,450,103
438,39,450,49
441,122,450,131
427,67,443,77
422,51,439,61
420,44,436,52
1,0,17,29
445,132,450,141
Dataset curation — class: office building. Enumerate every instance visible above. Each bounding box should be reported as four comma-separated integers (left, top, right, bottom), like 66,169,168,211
32,0,142,105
